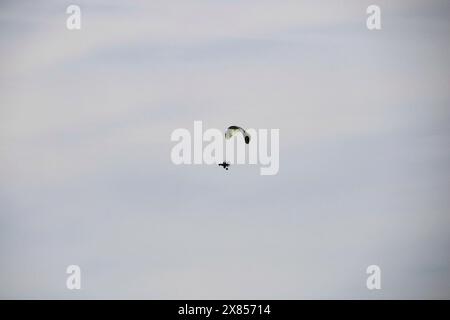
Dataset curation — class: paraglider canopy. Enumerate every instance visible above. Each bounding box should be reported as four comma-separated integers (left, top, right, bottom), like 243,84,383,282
225,126,250,144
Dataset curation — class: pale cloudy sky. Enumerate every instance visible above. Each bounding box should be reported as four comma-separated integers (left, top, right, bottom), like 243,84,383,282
0,0,449,299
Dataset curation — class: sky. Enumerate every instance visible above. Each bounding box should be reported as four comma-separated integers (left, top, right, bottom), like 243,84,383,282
0,0,449,299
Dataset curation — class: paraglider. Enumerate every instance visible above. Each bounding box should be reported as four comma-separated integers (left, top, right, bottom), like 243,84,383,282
218,126,251,172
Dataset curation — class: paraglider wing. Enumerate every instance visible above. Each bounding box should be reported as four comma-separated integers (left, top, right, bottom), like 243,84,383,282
225,126,251,144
